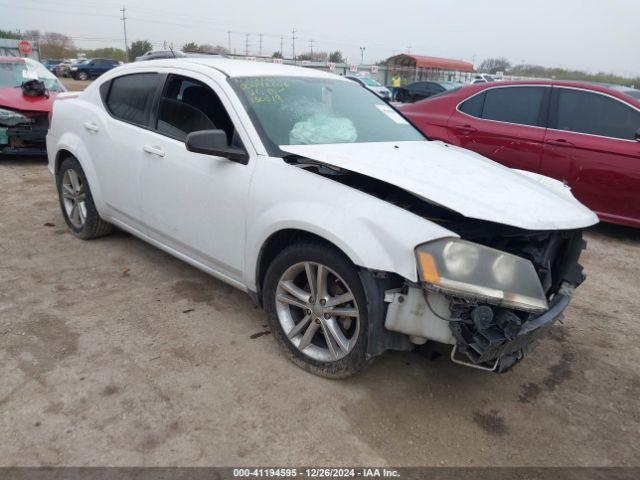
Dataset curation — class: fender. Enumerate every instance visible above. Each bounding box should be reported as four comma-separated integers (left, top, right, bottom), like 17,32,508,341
243,156,457,290
50,130,108,216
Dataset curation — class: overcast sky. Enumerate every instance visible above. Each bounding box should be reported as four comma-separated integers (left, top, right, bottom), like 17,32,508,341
3,0,639,76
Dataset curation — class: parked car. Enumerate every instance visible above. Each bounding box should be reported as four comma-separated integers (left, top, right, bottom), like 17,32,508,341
135,50,187,61
395,80,461,103
472,73,496,84
345,75,391,99
47,59,597,376
41,59,63,73
69,58,120,80
53,59,76,77
0,57,64,156
400,80,640,228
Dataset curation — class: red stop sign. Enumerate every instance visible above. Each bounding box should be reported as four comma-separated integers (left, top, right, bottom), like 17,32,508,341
18,40,32,55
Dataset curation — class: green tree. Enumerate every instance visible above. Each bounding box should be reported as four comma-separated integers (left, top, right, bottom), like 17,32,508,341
0,29,21,40
328,51,344,63
129,40,152,60
80,47,126,61
272,51,283,59
182,42,200,53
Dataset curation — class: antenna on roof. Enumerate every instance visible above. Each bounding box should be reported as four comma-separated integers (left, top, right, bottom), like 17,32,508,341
168,45,176,58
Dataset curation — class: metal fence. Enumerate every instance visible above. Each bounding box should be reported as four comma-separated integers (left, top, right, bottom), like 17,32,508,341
226,54,475,86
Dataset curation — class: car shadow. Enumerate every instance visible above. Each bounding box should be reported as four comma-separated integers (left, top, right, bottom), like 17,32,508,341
0,155,48,166
587,222,640,244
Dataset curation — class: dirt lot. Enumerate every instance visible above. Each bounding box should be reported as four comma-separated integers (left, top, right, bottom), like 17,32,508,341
60,78,92,92
1,157,639,467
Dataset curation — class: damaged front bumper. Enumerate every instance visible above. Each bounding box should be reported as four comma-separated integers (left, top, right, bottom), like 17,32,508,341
449,287,572,373
383,229,586,373
1,114,48,156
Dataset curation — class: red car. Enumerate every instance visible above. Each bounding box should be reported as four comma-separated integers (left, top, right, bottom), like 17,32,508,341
400,80,640,228
0,57,64,156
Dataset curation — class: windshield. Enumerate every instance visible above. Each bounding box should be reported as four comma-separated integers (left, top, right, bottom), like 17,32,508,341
0,59,64,92
230,76,424,148
358,77,382,87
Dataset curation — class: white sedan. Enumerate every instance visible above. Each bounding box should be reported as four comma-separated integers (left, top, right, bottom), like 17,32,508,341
47,58,598,377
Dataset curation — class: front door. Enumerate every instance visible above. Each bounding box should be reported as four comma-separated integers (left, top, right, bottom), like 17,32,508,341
541,87,640,226
138,73,254,282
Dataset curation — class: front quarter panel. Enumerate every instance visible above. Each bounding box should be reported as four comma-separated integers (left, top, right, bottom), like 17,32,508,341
244,156,457,290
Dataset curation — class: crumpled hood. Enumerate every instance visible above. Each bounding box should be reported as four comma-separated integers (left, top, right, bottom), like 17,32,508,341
280,141,599,231
0,87,56,113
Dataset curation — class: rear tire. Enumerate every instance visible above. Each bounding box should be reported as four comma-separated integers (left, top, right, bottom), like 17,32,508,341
56,157,112,240
263,242,370,378
77,71,88,81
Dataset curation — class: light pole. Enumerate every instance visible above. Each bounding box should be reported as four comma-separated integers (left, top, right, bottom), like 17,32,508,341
359,46,366,65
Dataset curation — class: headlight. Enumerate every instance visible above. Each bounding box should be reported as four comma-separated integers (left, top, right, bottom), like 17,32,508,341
0,108,31,127
416,238,548,313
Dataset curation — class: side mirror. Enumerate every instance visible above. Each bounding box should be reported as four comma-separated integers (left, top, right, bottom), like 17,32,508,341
185,129,248,164
636,128,640,142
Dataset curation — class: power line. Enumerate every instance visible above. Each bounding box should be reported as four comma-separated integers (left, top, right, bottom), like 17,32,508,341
291,28,297,61
120,5,129,61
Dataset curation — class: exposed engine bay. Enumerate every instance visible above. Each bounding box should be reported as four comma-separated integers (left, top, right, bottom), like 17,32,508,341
288,156,587,372
0,111,48,155
1,80,51,155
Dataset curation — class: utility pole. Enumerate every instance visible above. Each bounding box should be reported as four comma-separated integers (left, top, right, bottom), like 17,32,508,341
359,46,366,64
291,28,297,62
227,31,231,53
120,6,129,62
244,33,250,57
280,36,284,58
407,45,412,54
259,33,263,57
309,39,314,57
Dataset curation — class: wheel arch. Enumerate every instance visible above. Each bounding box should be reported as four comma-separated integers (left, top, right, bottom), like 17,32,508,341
51,134,106,214
254,228,355,302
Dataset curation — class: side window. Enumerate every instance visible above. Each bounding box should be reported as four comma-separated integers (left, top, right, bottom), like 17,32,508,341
481,87,545,126
554,89,640,140
106,73,159,126
155,75,237,144
459,92,485,118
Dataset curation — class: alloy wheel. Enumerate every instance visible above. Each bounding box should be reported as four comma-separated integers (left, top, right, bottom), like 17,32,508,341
275,261,360,362
61,169,87,229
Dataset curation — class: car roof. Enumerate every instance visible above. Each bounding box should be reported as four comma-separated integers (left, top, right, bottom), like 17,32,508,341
117,57,344,80
461,79,640,106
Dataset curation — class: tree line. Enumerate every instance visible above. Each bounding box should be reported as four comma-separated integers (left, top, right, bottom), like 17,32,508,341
478,57,639,87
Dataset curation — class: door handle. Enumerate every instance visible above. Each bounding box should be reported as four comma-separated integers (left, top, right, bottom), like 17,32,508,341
143,145,165,157
83,121,99,133
546,138,575,148
454,124,477,134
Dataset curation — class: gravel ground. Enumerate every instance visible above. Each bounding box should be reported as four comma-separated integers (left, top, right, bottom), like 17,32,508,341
1,157,639,467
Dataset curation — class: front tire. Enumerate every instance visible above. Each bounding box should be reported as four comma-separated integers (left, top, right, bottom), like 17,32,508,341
56,157,112,239
76,71,88,81
263,242,369,378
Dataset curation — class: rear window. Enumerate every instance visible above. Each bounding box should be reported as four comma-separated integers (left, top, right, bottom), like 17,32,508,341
106,73,159,126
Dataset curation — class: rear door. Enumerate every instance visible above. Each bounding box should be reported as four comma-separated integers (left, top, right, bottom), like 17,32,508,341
542,87,640,225
447,85,550,172
92,71,162,228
